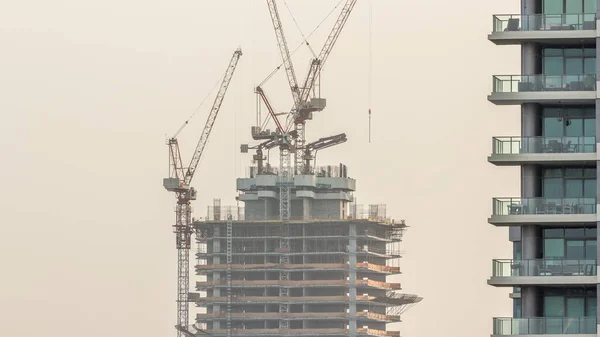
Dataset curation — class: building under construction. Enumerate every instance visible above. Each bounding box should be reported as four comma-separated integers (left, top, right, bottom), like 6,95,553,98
191,163,421,337
163,2,421,336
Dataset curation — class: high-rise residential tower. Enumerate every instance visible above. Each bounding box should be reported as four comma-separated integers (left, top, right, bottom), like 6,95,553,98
190,166,422,337
488,1,598,335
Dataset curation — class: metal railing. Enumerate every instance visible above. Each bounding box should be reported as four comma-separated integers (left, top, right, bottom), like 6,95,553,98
493,317,596,335
492,197,596,215
492,13,596,32
492,259,596,277
205,206,245,221
245,164,350,178
492,74,596,93
492,136,596,154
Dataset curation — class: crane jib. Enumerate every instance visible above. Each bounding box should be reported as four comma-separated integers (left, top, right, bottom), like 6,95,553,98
183,48,243,186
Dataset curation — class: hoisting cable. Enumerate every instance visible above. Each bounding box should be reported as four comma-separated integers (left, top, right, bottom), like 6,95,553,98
284,0,317,58
259,0,345,87
172,75,223,139
368,0,373,144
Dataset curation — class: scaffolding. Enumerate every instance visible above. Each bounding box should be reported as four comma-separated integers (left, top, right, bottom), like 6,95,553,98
192,215,420,335
226,215,233,337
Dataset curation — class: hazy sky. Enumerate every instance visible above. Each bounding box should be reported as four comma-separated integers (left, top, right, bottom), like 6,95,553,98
1,1,522,336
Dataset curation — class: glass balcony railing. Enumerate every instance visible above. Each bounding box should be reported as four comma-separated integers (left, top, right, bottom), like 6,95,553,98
493,317,596,335
492,13,597,32
493,74,596,93
492,136,596,154
492,197,597,215
492,259,597,277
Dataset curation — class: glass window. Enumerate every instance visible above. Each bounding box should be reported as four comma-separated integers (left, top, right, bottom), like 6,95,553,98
566,179,583,197
542,48,596,76
545,228,565,238
584,57,596,74
585,227,597,238
584,168,596,178
584,179,596,198
566,240,585,258
544,116,565,137
565,118,584,137
587,297,597,316
565,49,584,57
544,295,566,316
565,168,584,177
542,168,596,199
513,241,522,260
584,119,596,136
545,56,564,75
544,168,564,178
544,178,564,197
545,238,565,258
566,0,584,13
566,58,583,74
584,0,597,13
565,228,585,238
567,297,585,316
514,299,522,318
585,240,596,258
544,0,564,14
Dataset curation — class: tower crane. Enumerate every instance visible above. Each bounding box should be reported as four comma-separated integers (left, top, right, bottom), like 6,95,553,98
163,48,243,337
258,0,358,219
290,0,358,174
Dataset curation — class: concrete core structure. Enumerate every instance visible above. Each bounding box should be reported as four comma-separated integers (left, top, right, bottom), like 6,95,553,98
191,165,421,337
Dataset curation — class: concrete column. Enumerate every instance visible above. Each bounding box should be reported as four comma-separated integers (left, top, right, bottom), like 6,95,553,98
302,198,311,221
521,103,541,260
521,0,540,30
348,223,357,337
212,225,221,329
521,286,539,317
521,224,539,318
520,3,541,317
521,0,537,14
302,225,307,328
521,226,539,260
521,112,541,320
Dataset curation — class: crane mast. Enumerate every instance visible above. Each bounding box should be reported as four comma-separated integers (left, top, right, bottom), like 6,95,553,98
291,0,357,175
257,0,357,212
295,0,358,117
259,2,357,329
164,48,243,337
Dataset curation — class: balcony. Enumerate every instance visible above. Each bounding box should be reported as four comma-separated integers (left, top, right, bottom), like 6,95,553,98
488,197,596,226
194,328,401,337
488,74,596,105
197,312,399,323
489,13,596,45
196,279,402,290
488,136,596,166
488,259,596,286
493,317,596,336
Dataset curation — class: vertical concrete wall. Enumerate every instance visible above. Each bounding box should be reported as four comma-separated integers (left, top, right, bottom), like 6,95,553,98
244,199,279,220
312,200,343,219
521,0,541,320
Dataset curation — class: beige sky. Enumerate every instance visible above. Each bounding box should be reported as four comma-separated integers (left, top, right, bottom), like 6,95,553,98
1,1,524,336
